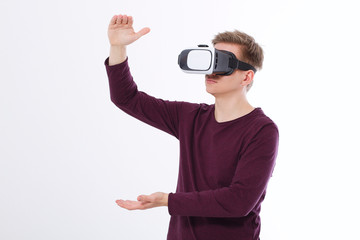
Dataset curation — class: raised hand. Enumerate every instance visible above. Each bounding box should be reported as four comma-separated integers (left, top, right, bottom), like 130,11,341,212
108,14,150,47
107,14,150,65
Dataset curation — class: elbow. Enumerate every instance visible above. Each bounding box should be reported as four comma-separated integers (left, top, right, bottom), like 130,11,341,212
231,201,254,217
109,89,138,107
110,95,123,106
238,205,254,217
224,185,263,217
110,96,124,108
110,93,131,107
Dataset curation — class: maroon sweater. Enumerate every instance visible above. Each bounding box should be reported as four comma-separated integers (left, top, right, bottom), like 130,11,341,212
105,57,279,240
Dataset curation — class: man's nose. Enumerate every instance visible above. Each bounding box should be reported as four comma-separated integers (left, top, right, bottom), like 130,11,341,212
206,73,217,78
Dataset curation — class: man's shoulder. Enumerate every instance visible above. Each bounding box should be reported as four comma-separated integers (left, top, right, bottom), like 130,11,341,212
255,108,276,123
249,108,279,133
180,101,212,113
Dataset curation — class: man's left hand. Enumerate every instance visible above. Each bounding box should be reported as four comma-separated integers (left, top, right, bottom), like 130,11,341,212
115,192,169,210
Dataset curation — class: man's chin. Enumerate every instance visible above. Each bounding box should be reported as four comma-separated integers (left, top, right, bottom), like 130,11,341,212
205,88,218,97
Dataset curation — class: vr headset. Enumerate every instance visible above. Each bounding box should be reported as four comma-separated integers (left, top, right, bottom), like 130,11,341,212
178,44,257,75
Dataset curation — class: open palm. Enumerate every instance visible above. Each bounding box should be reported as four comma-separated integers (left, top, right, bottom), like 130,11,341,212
116,192,168,210
108,14,150,46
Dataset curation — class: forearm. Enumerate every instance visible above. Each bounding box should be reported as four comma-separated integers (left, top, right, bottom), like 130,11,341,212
109,45,127,66
104,55,182,138
168,185,262,218
105,55,138,107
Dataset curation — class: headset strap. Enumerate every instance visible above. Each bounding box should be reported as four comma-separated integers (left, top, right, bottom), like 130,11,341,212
229,58,257,73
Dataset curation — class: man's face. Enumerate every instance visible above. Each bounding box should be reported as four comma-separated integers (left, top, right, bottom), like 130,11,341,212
205,42,250,97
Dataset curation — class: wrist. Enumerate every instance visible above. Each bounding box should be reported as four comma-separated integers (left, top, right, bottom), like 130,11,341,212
109,45,127,66
163,193,169,206
110,44,126,49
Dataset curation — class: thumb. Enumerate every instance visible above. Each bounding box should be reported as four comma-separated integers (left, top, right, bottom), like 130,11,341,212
137,194,151,202
135,27,151,40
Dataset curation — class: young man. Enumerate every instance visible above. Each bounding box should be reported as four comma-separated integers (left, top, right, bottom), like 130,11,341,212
105,14,279,240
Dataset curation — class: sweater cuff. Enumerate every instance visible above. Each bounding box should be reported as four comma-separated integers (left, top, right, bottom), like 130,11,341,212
168,192,185,216
168,192,176,215
104,56,129,69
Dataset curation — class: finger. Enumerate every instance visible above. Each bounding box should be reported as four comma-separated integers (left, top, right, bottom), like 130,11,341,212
116,15,123,25
115,199,124,206
110,15,117,25
128,200,154,210
116,199,128,208
123,15,128,25
117,200,145,210
135,27,151,40
128,16,133,26
122,200,140,210
137,194,151,202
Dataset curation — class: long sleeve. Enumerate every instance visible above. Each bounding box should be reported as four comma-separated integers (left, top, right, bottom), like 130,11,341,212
168,123,279,218
105,57,183,138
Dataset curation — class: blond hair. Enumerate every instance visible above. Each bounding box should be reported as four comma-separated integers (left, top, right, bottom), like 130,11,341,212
212,30,264,91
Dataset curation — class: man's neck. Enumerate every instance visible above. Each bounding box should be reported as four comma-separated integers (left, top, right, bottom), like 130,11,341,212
214,92,254,123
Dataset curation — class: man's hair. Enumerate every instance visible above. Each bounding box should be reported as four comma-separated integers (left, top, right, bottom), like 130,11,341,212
212,30,264,91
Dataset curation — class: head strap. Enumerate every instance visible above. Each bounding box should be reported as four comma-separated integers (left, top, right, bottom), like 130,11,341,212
228,58,257,73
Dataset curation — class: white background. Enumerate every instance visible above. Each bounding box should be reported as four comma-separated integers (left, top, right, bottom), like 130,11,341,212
1,0,359,239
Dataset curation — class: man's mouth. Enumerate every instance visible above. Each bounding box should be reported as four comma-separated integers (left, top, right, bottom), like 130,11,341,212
206,78,218,84
205,75,219,82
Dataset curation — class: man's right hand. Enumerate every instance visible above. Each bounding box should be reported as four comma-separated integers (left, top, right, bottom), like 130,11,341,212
108,14,150,65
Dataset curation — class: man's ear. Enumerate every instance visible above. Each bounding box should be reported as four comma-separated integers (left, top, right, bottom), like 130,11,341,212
241,70,255,87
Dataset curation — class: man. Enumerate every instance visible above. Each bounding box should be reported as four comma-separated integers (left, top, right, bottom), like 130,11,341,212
105,14,279,240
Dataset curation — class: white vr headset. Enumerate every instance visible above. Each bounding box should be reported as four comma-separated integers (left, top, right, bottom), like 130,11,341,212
178,45,257,75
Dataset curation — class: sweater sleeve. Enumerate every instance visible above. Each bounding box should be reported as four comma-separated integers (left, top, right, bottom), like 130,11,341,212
105,57,182,139
168,123,279,217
